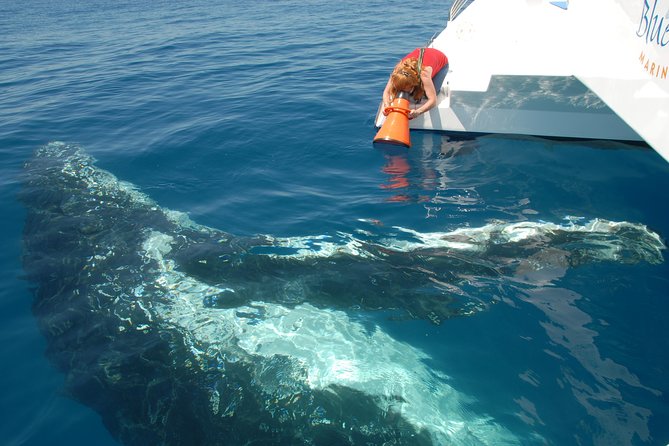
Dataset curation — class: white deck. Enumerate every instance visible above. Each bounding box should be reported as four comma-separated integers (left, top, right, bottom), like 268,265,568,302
377,0,669,162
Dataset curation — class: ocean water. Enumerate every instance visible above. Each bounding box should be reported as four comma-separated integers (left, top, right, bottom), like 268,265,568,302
2,0,669,445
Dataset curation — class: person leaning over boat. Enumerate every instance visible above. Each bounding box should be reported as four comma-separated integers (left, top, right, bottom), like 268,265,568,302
382,48,448,119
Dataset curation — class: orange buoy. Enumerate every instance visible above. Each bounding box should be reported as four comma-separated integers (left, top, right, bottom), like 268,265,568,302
373,91,412,148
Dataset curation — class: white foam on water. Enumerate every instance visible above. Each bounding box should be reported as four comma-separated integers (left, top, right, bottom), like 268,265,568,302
388,218,665,254
261,217,665,265
262,233,376,259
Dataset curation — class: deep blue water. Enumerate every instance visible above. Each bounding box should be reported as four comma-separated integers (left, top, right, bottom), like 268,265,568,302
2,1,669,445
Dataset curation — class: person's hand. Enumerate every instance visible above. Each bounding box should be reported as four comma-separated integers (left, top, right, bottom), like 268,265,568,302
409,109,423,120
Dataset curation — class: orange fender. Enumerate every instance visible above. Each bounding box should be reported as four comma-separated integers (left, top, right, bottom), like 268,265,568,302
373,92,412,148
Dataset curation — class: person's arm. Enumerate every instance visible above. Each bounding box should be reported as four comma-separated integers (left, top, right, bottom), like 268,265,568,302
409,67,436,119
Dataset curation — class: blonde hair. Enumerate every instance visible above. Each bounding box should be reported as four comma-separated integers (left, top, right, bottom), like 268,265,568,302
390,57,424,101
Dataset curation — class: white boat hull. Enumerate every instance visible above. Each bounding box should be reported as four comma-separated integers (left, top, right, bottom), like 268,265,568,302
408,75,642,141
376,0,669,160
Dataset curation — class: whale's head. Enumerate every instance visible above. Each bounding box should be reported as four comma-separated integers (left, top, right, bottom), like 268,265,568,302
20,142,664,445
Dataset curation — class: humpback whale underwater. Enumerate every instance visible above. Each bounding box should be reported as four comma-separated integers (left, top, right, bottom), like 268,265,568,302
20,142,665,445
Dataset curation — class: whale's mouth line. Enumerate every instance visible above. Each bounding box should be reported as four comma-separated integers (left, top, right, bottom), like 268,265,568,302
19,141,666,445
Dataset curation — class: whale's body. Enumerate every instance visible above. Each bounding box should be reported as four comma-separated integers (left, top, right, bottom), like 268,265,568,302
20,142,664,445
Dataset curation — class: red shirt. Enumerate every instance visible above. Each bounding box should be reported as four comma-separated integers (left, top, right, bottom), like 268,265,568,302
402,48,448,77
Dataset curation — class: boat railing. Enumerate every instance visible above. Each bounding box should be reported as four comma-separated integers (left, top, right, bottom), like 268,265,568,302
449,0,474,21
